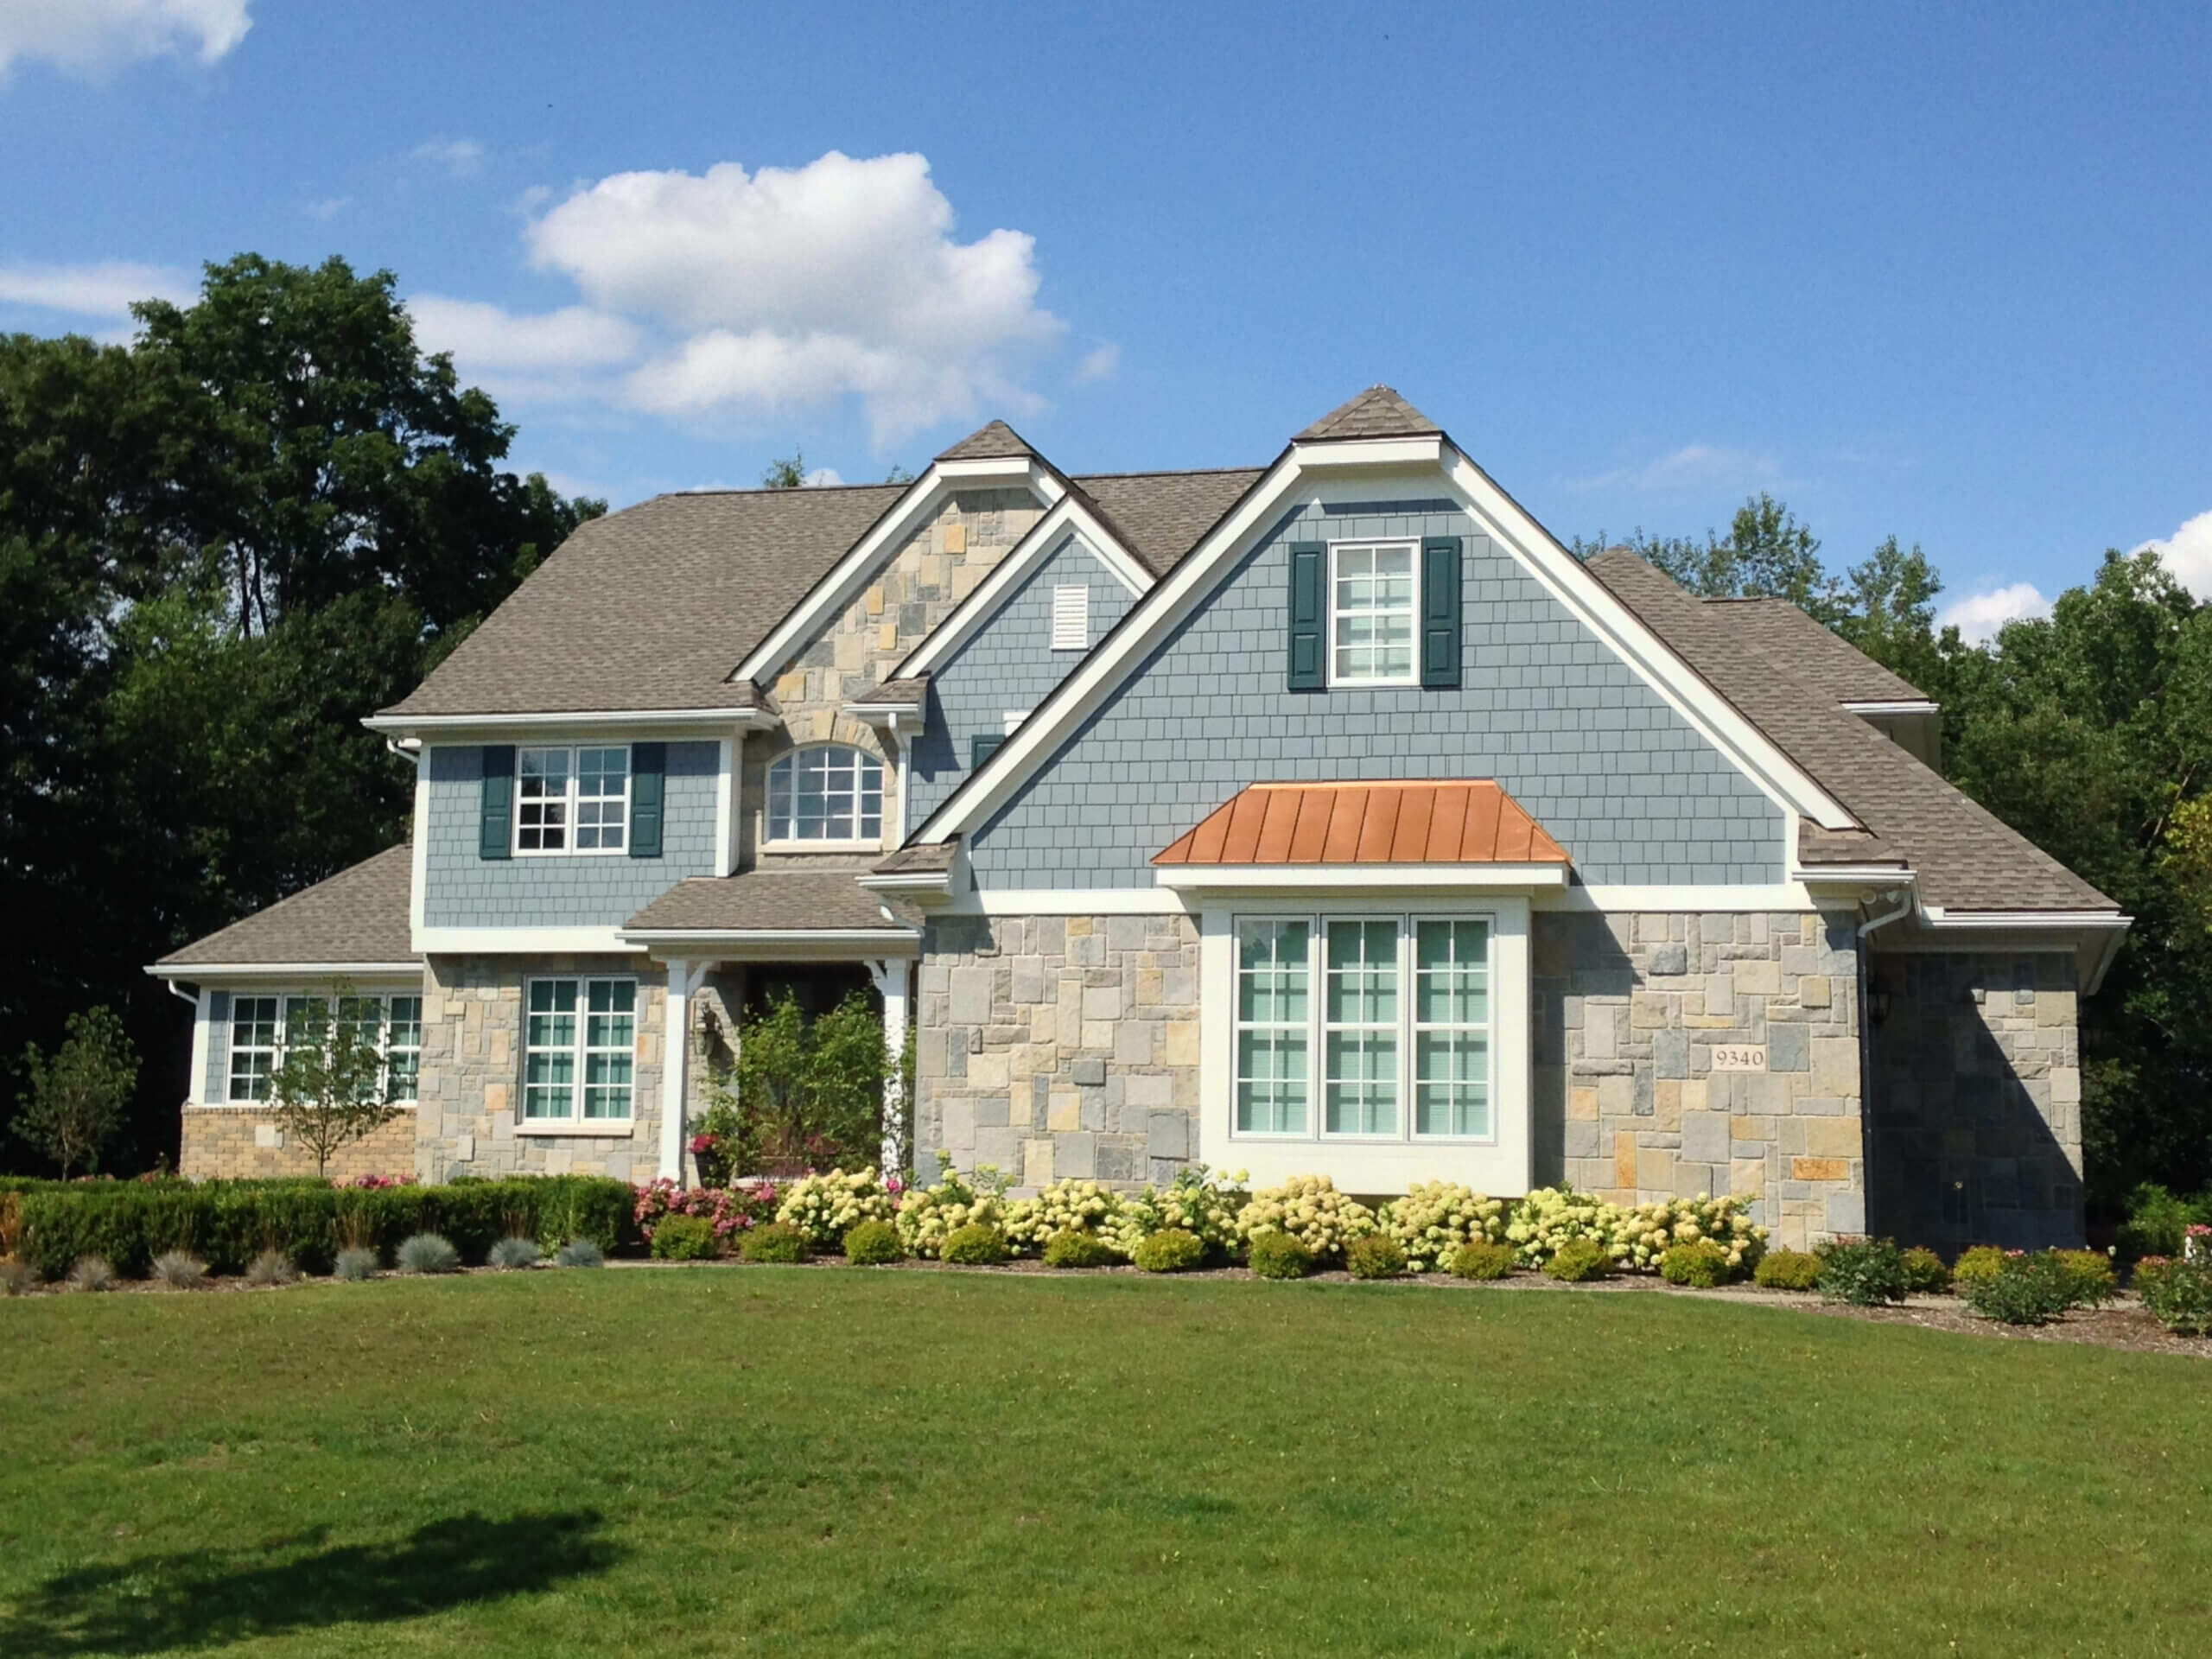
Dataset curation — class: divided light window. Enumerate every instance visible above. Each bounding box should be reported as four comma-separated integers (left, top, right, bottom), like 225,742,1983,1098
765,745,884,843
1329,540,1418,685
1231,915,1491,1143
224,993,422,1104
524,977,637,1122
517,746,630,854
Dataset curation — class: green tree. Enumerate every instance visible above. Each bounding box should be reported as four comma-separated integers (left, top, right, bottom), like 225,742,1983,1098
14,1007,137,1178
732,992,888,1173
1575,493,1840,620
761,452,808,489
268,992,400,1179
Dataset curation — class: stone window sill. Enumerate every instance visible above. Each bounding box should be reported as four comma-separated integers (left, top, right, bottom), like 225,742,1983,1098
515,1120,635,1138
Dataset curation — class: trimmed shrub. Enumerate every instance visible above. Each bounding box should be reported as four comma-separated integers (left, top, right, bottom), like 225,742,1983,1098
842,1219,905,1265
2051,1249,2118,1308
651,1215,721,1262
1042,1229,1116,1269
2134,1255,2212,1337
488,1236,542,1270
1236,1175,1376,1263
395,1233,461,1275
1448,1240,1516,1281
1754,1249,1822,1291
555,1238,605,1269
333,1247,379,1281
739,1221,810,1264
152,1250,208,1289
1900,1247,1952,1294
1345,1234,1408,1281
1817,1238,1908,1306
244,1249,297,1287
1961,1253,2076,1325
67,1255,117,1292
1952,1245,2007,1291
1543,1238,1612,1282
1112,1166,1249,1261
941,1224,1011,1266
1134,1228,1206,1274
1658,1238,1732,1288
776,1167,896,1249
1248,1231,1315,1281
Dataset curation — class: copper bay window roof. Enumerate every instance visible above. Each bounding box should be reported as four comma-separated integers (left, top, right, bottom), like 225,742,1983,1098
1152,780,1572,868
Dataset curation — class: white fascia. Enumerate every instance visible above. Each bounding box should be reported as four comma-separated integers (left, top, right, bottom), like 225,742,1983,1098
413,925,646,955
893,494,1150,681
619,927,921,962
1917,906,2133,931
912,436,1860,850
145,962,423,980
1154,863,1569,893
363,709,774,740
732,456,1065,689
1841,699,1942,718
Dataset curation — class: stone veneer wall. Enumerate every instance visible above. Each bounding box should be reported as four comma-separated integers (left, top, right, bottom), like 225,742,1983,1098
180,1106,416,1179
1535,909,1865,1252
743,487,1045,867
1864,950,2083,1250
413,953,666,1182
916,913,1200,1190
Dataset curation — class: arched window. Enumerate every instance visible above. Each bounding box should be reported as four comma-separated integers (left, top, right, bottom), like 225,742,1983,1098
765,745,885,843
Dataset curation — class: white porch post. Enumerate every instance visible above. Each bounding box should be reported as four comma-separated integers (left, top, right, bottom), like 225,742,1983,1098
659,959,709,1183
866,957,912,1175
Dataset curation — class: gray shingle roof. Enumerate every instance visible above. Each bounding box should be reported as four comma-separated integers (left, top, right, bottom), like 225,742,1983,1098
1071,468,1267,575
1294,385,1443,442
1589,550,2113,912
936,420,1039,461
873,838,960,875
156,844,418,968
625,869,913,933
850,676,928,709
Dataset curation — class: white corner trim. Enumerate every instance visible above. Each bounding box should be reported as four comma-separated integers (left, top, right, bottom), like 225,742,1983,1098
413,925,645,955
186,987,212,1109
715,738,737,876
734,458,1064,688
1154,862,1569,892
893,497,1149,681
410,751,429,935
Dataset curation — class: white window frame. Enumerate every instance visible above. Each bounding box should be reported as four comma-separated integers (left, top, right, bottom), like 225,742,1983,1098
1327,537,1421,688
762,743,887,850
1051,583,1090,651
223,991,420,1105
521,975,639,1130
515,745,631,857
1001,710,1029,734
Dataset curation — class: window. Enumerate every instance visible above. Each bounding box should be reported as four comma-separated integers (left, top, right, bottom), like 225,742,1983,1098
517,746,629,854
1231,914,1493,1143
223,992,419,1103
524,976,636,1122
765,745,884,843
1330,540,1418,684
1051,583,1090,651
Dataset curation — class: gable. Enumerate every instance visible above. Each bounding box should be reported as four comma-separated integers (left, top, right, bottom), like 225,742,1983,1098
958,486,1790,890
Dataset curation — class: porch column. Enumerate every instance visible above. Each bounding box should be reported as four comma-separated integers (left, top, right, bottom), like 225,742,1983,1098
658,959,710,1183
866,957,912,1175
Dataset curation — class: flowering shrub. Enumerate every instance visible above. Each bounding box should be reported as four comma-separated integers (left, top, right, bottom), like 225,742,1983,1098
633,1179,777,1249
1960,1252,2075,1325
1113,1166,1250,1260
1380,1182,1506,1271
1816,1238,1907,1306
776,1167,896,1249
894,1165,1007,1259
334,1173,412,1189
1505,1185,1620,1266
1237,1175,1376,1262
2134,1255,2212,1336
1504,1185,1766,1274
1003,1179,1128,1255
2188,1224,2211,1262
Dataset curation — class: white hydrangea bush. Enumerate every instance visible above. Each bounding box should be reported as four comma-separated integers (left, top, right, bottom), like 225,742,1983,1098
1003,1179,1128,1255
1111,1166,1249,1258
775,1167,896,1249
894,1164,1007,1259
1237,1174,1376,1262
1380,1181,1509,1271
1507,1185,1767,1273
1505,1185,1626,1267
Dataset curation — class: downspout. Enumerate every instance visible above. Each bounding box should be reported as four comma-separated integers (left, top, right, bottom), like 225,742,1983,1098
1854,887,1914,1236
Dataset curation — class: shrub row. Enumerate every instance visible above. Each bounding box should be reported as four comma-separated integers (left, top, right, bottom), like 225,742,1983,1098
7,1176,635,1280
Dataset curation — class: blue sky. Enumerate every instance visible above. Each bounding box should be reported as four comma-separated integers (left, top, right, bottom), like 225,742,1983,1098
3,1,2208,636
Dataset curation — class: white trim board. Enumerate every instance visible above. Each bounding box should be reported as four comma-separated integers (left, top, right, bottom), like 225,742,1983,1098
413,925,647,955
365,709,772,739
1156,862,1568,893
147,962,424,981
908,437,1859,854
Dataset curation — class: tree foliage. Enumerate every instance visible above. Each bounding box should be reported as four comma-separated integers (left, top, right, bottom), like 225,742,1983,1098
269,992,401,1179
13,1007,137,1178
728,992,889,1173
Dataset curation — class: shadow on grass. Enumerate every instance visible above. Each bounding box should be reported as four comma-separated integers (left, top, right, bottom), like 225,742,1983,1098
0,1509,620,1655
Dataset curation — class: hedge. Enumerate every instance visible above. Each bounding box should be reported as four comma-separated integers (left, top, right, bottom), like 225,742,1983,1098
9,1176,637,1279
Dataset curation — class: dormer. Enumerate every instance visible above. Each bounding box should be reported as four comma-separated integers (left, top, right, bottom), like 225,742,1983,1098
1844,699,1942,771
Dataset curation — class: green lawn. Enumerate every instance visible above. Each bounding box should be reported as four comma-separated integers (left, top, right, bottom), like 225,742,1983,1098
3,1269,2208,1657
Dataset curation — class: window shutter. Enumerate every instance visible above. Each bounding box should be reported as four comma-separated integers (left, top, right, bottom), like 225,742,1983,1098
204,992,231,1103
1421,536,1462,689
479,745,515,860
1287,541,1325,690
971,732,1007,769
629,741,665,858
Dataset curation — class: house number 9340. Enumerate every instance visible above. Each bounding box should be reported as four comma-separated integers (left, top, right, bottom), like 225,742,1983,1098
1711,1045,1768,1072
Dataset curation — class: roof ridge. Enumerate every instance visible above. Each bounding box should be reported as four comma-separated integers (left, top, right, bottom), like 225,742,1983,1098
659,480,908,499
1068,464,1267,481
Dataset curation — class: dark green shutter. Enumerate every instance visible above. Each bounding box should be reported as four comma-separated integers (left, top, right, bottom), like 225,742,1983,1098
480,745,515,860
204,992,232,1103
1287,541,1325,690
971,733,1007,769
1421,536,1463,689
629,742,665,858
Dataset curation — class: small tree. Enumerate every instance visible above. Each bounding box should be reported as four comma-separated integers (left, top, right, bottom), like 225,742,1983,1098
270,991,399,1179
760,451,808,489
14,1007,137,1178
732,991,887,1173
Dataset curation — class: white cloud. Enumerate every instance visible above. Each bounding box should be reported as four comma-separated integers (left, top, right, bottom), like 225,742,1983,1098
2134,510,2212,601
803,467,845,487
1570,443,1784,496
0,258,194,317
0,0,249,75
409,296,641,372
304,194,351,221
411,137,485,178
1074,342,1120,384
1940,582,2051,645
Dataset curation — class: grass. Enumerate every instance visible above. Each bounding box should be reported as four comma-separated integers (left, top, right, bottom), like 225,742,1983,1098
2,1270,2208,1656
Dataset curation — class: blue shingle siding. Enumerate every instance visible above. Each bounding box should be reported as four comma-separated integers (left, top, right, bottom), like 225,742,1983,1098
967,500,1785,888
423,741,720,926
907,532,1136,826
